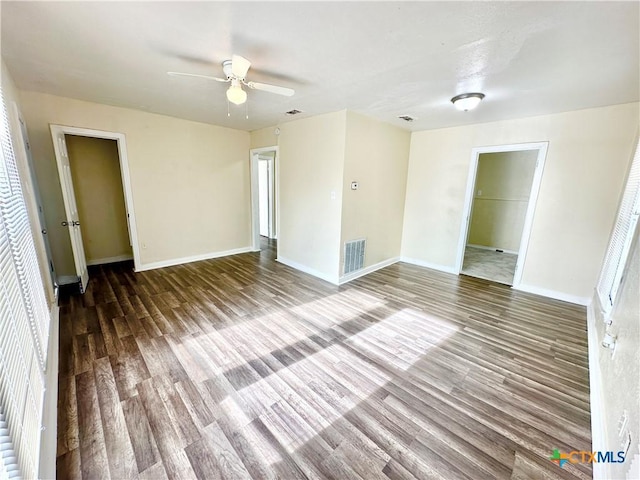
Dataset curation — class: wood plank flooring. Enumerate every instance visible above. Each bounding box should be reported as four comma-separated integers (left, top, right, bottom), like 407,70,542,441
57,238,592,479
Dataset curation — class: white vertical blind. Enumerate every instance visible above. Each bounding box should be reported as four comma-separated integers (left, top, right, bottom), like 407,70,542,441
0,85,50,479
597,137,640,314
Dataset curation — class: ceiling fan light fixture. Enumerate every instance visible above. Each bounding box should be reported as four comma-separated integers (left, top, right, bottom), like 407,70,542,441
226,83,247,105
451,92,485,111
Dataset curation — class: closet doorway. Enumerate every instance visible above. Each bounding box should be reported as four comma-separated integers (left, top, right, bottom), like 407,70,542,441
456,142,548,286
66,135,132,266
50,125,139,293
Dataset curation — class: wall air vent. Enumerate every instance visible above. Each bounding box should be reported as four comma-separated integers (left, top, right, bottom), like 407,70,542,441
344,239,366,275
397,115,415,122
285,109,303,115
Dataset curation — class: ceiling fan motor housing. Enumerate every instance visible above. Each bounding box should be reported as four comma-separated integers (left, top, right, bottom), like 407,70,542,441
222,60,234,79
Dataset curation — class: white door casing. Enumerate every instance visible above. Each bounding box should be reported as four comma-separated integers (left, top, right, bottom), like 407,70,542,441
49,125,141,285
250,146,279,251
456,142,549,287
50,127,89,292
258,159,270,237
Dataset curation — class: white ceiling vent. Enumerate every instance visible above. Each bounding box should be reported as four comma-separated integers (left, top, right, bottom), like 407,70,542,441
397,115,415,122
344,239,366,275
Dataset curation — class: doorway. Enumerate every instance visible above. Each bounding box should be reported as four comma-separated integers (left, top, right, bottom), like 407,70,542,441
456,142,548,287
66,135,132,266
250,147,278,255
50,125,139,293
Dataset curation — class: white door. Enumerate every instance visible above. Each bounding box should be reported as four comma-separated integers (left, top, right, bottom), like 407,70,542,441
258,159,270,237
13,105,57,289
50,127,89,293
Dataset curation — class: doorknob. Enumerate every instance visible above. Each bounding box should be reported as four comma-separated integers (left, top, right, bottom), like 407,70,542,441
61,221,69,227
41,229,47,235
72,220,81,227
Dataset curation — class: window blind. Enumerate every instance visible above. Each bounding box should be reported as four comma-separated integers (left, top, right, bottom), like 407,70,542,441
597,137,640,314
0,86,50,479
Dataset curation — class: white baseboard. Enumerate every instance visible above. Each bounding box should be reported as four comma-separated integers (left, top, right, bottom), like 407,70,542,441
467,243,518,255
86,254,133,266
400,256,457,275
513,283,591,306
276,256,338,285
38,304,59,480
136,246,253,272
338,257,399,285
57,275,78,286
586,300,608,479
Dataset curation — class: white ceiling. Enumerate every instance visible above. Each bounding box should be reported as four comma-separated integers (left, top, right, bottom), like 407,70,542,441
2,1,638,132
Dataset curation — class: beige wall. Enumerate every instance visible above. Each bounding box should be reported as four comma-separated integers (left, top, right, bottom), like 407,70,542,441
250,126,279,149
66,135,132,264
340,111,410,274
18,91,251,273
402,102,639,300
271,111,347,282
2,60,56,304
592,227,639,479
468,150,537,252
252,112,410,282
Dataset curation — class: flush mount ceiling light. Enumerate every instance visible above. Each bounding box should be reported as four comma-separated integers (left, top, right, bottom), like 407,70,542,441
451,92,485,111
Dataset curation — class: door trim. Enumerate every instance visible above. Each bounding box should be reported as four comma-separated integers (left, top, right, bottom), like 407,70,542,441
455,141,549,287
49,125,141,272
250,146,279,251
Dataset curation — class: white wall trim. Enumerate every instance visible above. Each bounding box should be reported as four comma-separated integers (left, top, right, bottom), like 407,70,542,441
338,257,399,285
136,246,253,272
37,304,59,480
513,283,591,306
466,243,519,255
586,299,608,480
86,254,133,266
276,256,339,285
57,274,78,286
400,256,457,274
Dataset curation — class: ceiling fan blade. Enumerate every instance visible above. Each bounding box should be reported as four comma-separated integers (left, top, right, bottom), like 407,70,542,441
231,55,251,79
246,81,294,97
167,71,228,82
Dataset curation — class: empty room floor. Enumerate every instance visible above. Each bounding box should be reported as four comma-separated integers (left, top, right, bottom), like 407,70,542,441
461,246,518,285
56,247,592,480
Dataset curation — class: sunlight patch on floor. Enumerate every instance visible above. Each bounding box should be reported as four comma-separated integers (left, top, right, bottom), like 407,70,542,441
229,308,460,461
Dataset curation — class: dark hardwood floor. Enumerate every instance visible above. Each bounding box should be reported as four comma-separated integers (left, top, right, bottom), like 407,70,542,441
57,239,592,479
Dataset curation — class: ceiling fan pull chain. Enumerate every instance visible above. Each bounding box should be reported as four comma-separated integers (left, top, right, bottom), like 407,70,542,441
227,99,230,117
245,101,249,120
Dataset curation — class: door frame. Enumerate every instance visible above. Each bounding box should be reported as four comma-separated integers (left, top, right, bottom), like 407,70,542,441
257,155,275,238
49,125,141,272
250,146,279,251
455,141,549,287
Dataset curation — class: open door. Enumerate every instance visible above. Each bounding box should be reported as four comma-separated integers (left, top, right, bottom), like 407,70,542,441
250,146,279,251
11,104,57,293
258,154,275,238
50,126,89,293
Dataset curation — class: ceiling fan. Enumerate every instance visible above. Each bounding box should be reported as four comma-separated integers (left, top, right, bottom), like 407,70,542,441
168,55,295,105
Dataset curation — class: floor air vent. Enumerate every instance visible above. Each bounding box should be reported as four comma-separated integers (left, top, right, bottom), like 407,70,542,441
344,239,366,274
